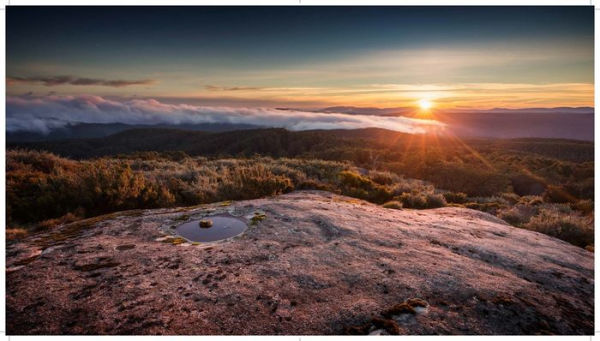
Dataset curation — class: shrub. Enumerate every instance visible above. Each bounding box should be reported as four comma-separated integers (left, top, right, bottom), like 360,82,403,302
543,185,577,204
397,191,446,209
36,212,80,231
141,183,177,207
338,170,374,189
297,179,337,192
564,178,594,200
217,169,294,200
571,199,594,215
79,161,148,214
6,228,28,241
382,201,403,210
7,150,82,224
390,179,431,196
443,192,467,204
498,205,536,226
500,192,520,205
399,192,428,209
337,170,394,203
419,164,510,197
523,208,593,248
464,202,503,215
511,174,546,196
520,195,544,206
368,170,401,185
425,193,447,208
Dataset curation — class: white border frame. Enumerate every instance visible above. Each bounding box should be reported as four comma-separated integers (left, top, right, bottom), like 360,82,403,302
0,1,596,340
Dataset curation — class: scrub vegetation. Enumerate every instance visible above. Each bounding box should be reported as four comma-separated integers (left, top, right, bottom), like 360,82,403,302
6,128,594,250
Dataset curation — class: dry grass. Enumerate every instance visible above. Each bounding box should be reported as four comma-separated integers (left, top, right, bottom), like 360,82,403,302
523,207,593,248
498,205,537,226
6,228,28,241
382,201,403,210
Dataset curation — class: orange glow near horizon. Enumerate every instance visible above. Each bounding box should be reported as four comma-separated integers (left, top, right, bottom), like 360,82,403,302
8,81,593,111
157,82,594,110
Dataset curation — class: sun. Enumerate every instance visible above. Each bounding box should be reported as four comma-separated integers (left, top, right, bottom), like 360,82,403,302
418,99,433,111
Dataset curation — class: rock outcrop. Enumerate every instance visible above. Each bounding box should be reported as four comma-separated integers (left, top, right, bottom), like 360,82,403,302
6,191,594,335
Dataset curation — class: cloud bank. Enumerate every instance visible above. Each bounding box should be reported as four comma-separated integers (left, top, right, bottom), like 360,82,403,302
7,76,156,87
6,95,444,135
318,105,594,116
205,85,263,91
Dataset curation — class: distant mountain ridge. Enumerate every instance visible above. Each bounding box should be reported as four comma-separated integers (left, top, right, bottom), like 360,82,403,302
316,107,594,141
433,112,593,140
6,106,594,143
6,122,263,143
314,106,594,116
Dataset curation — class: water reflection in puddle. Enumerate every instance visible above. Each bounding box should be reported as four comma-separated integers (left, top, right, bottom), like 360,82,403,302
175,215,247,242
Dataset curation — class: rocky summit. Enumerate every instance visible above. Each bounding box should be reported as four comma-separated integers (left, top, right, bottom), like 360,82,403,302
6,191,594,335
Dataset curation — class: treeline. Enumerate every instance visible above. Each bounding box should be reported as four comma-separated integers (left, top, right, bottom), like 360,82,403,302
11,128,593,162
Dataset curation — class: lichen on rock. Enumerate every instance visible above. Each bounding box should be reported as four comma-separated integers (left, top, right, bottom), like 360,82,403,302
250,212,267,225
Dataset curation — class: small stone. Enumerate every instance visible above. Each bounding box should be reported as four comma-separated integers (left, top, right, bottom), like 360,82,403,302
199,220,213,228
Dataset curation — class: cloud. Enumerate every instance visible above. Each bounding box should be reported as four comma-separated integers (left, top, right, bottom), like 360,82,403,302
7,76,156,87
318,104,594,116
6,94,444,134
191,82,592,109
205,85,263,91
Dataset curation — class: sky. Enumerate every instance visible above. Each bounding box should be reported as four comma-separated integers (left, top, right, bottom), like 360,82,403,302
6,6,595,133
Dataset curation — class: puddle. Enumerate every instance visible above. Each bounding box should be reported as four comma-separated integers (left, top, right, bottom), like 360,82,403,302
175,215,248,242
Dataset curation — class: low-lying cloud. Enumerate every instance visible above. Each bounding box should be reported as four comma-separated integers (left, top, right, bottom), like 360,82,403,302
6,95,444,134
205,85,263,91
7,76,156,87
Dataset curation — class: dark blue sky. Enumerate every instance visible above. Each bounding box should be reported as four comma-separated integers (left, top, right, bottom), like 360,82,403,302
8,6,593,64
